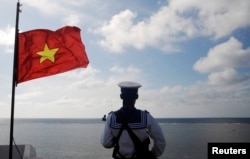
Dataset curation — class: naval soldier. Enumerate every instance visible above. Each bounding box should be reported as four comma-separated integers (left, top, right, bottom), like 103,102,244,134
101,81,166,159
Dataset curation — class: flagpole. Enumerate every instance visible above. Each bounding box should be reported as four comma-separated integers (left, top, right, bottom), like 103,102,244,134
9,1,20,159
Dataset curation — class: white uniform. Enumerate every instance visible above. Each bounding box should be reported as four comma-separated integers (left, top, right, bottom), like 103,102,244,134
101,108,166,158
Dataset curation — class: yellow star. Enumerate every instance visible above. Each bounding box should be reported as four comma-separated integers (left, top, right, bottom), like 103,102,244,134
37,43,59,63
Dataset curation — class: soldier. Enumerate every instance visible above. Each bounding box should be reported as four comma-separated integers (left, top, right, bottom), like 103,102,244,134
101,81,166,159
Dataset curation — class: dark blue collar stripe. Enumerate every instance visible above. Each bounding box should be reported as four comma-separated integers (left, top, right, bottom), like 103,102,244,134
110,111,147,129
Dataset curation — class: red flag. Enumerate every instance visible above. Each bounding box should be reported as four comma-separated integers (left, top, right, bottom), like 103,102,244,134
18,26,89,83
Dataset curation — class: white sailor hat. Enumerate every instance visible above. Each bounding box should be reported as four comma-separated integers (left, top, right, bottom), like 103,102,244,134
118,81,141,94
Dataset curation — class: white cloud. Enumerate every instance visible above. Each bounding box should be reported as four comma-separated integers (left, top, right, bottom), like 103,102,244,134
138,80,250,117
69,77,105,89
21,0,88,26
170,0,250,39
93,0,250,53
22,0,69,16
194,37,250,73
0,25,15,52
193,37,250,85
110,65,141,74
15,91,43,101
160,85,183,94
95,9,137,53
3,67,250,118
60,65,100,79
94,8,187,53
208,69,249,85
63,14,80,26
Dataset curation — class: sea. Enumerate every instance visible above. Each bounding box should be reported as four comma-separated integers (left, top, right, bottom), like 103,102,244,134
0,118,250,159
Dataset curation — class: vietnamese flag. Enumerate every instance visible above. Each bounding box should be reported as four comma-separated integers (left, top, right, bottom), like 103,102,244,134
18,26,89,83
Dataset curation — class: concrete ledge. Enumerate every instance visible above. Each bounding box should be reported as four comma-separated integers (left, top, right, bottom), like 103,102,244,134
0,144,42,159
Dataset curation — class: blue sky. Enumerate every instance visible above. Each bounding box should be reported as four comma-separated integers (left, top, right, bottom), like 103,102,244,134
0,0,250,118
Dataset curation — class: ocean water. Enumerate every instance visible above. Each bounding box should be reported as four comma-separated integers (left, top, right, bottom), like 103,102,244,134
0,118,250,159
